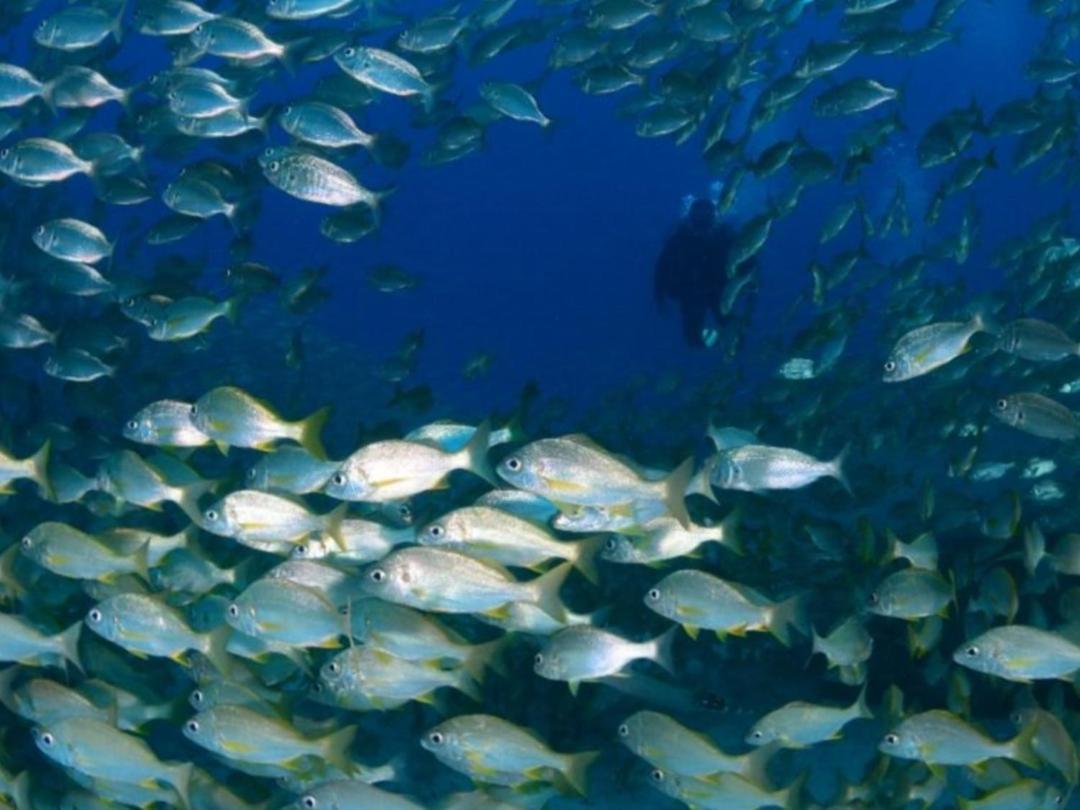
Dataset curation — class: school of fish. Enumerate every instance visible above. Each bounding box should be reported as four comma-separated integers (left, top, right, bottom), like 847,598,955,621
0,0,1079,808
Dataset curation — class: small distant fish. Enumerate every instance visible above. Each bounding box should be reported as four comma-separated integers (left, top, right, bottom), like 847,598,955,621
746,687,871,748
954,625,1080,682
879,710,1039,768
534,625,675,689
996,318,1079,361
711,444,849,493
124,400,211,448
191,386,330,456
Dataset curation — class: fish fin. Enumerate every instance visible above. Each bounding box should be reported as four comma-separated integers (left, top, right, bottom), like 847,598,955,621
572,534,605,585
0,665,20,714
203,625,233,677
298,405,331,460
562,749,600,796
685,463,720,504
176,479,214,523
567,680,580,697
780,769,808,810
214,440,230,455
325,502,350,550
769,594,807,647
663,457,694,528
460,636,508,682
682,624,700,640
651,625,678,674
853,682,872,720
743,741,779,787
452,668,483,703
29,439,52,501
323,724,358,775
57,620,83,672
168,761,193,810
460,419,497,485
829,444,852,495
11,770,30,810
1010,718,1041,770
132,540,151,583
718,506,743,555
528,561,572,619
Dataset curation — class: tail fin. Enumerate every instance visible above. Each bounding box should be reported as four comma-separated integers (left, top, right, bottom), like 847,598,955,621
661,457,693,528
168,761,193,810
222,295,243,324
768,595,806,647
324,502,350,551
298,405,331,460
131,540,151,583
1009,719,1041,770
176,480,214,522
450,666,483,703
829,444,851,495
851,683,872,721
460,420,497,485
685,461,719,505
322,724,358,775
526,561,571,619
11,770,31,810
562,749,600,796
202,625,233,677
459,636,508,683
0,664,20,714
649,626,678,675
572,535,605,585
717,507,742,556
56,620,82,672
28,439,52,500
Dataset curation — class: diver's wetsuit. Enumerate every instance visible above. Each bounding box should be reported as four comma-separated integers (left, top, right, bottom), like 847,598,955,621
654,209,734,348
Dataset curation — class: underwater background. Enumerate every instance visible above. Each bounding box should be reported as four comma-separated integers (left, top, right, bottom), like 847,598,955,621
0,0,1079,807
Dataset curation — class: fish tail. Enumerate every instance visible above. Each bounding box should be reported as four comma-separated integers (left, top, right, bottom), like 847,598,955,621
718,506,743,556
779,770,808,810
571,534,606,584
56,620,82,672
204,625,233,677
527,561,572,619
110,0,127,43
662,457,693,528
169,761,193,810
743,741,777,786
11,771,30,810
322,724,358,775
298,405,332,459
852,682,872,720
176,479,213,522
829,443,851,495
28,438,52,500
460,635,508,682
561,749,600,796
223,294,244,324
684,460,719,505
132,540,151,583
768,595,807,647
459,419,497,485
451,666,484,703
651,625,678,674
1010,718,1041,769
0,665,19,714
325,502,349,551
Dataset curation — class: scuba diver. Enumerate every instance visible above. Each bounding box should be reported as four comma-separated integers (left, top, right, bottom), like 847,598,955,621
654,196,752,349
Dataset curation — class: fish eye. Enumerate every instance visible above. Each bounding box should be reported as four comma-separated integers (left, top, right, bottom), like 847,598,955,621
331,472,346,487
343,47,355,57
126,419,139,431
190,690,204,706
87,608,103,623
883,360,896,373
186,719,199,734
427,524,444,538
397,504,412,519
868,592,879,605
123,297,136,308
190,404,198,415
369,568,386,583
327,661,340,674
995,399,1008,410
646,588,661,601
39,731,54,747
650,769,665,783
301,797,317,810
617,723,629,737
204,509,218,522
750,730,764,740
504,456,523,472
227,604,239,618
533,653,544,666
19,536,31,549
883,733,899,746
964,645,979,657
269,160,280,172
246,468,256,480
34,225,44,236
604,537,616,551
428,731,444,745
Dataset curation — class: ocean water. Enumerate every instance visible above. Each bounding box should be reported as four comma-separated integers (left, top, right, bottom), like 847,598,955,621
0,0,1078,807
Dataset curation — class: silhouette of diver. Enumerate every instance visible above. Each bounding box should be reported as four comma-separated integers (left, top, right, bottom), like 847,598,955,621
654,198,746,349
